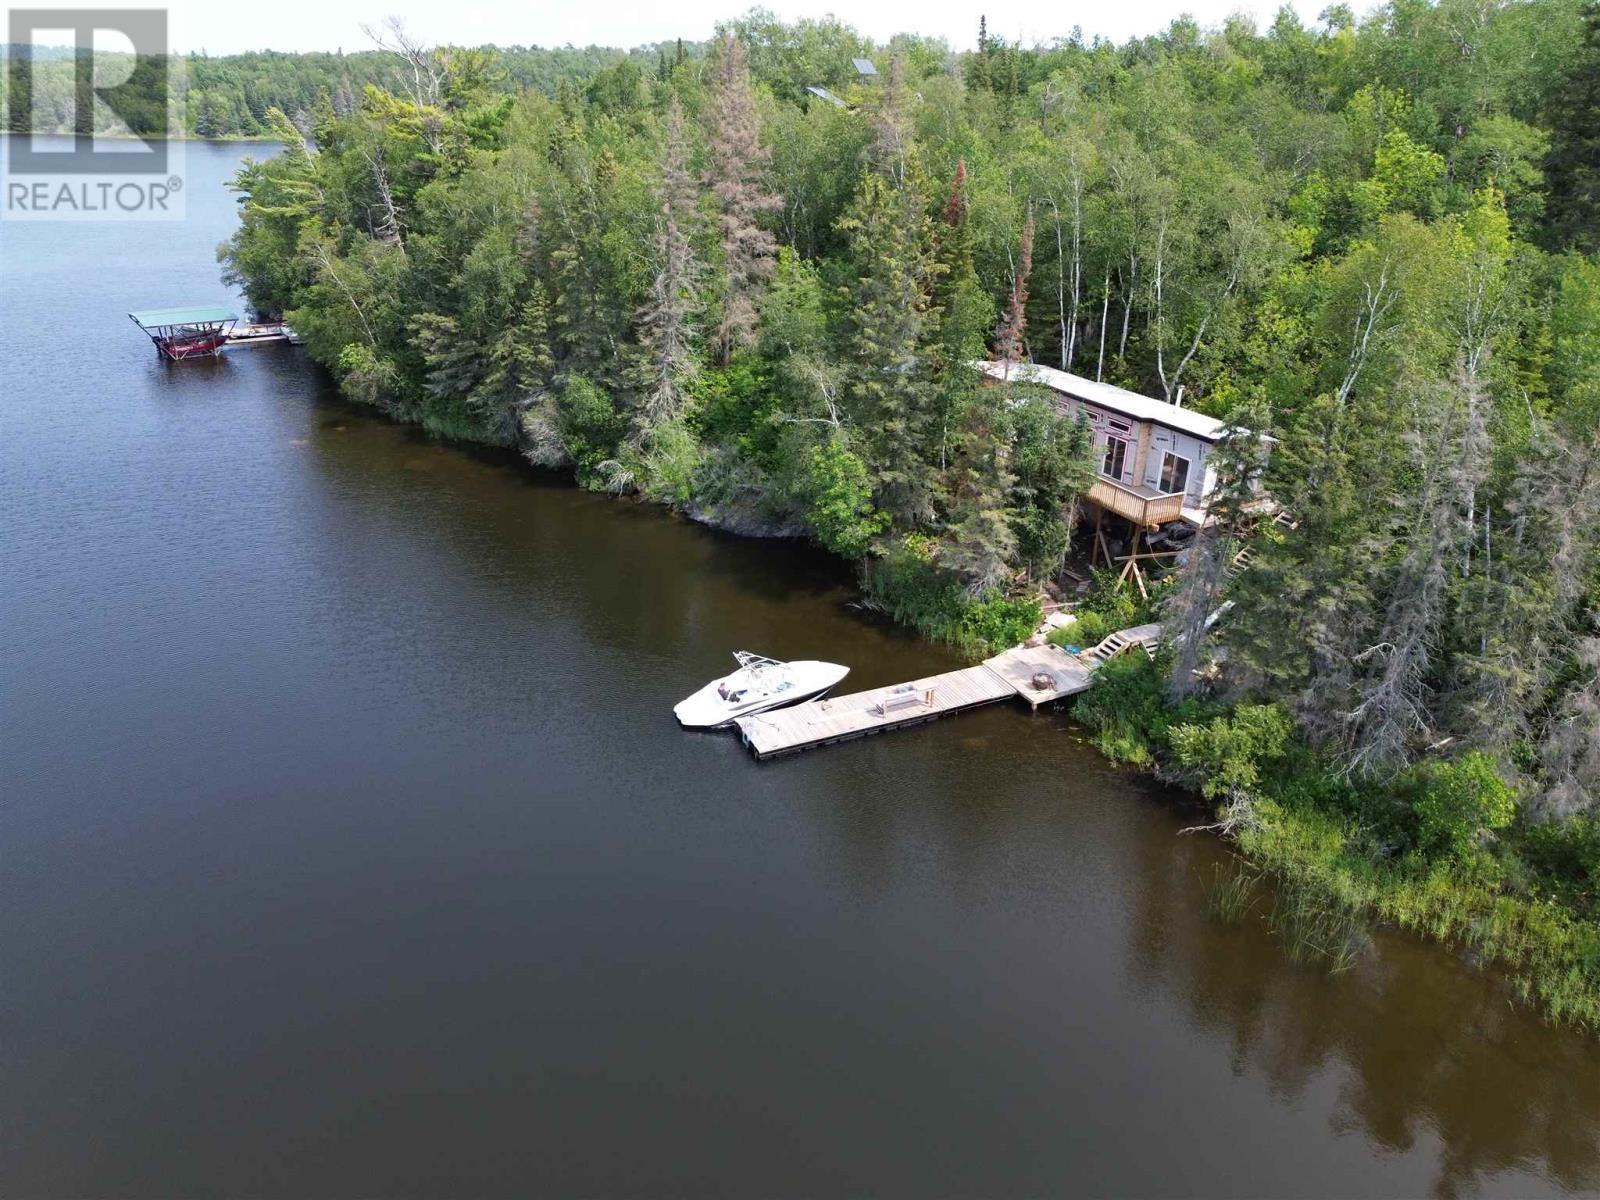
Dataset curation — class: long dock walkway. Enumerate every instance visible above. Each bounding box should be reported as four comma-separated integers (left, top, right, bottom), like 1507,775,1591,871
734,625,1157,759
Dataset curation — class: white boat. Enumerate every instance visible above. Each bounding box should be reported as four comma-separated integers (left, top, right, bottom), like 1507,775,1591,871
674,651,849,729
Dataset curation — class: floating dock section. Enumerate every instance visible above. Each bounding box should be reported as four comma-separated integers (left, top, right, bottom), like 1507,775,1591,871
226,321,302,347
733,633,1158,759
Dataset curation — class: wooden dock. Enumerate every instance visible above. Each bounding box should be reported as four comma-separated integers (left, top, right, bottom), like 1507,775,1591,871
226,322,301,347
733,642,1108,759
983,643,1095,707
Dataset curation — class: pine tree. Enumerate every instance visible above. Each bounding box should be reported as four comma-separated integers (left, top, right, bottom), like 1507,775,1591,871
967,17,993,92
483,284,554,416
705,34,781,365
838,171,943,526
1343,361,1491,778
993,206,1035,374
633,96,703,442
942,412,1019,595
1536,637,1600,821
546,140,631,386
938,159,975,283
866,56,913,186
932,159,991,470
1446,419,1597,758
1545,1,1600,254
1167,402,1271,699
1223,385,1389,747
1009,394,1094,579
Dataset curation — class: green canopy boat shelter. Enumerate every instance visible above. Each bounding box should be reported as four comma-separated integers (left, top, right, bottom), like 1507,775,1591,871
128,306,238,360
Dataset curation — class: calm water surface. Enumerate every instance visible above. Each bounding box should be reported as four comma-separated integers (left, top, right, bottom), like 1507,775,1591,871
3,141,1598,1198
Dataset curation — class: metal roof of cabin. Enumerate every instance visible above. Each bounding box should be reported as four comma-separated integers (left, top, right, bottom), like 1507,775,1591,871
805,85,847,106
128,305,238,327
853,57,878,76
974,360,1231,442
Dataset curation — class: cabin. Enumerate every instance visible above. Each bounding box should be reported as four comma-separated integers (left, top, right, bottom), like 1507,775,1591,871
974,360,1260,529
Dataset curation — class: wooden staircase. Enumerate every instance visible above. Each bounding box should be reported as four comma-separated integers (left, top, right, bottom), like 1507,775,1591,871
1226,546,1255,578
1081,623,1162,666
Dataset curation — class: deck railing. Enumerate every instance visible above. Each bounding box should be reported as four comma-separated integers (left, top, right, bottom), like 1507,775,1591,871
1088,476,1188,527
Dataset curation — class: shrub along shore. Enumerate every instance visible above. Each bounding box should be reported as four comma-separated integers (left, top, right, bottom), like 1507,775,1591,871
1073,647,1600,1031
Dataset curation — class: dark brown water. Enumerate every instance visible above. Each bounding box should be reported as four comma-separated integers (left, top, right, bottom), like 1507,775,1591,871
3,140,1598,1198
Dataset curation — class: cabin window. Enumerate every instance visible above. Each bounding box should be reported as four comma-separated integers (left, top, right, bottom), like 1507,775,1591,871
1102,436,1129,480
1107,418,1132,435
1159,451,1190,495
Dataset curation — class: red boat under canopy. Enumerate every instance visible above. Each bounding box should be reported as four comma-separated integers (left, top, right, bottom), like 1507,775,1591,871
128,305,238,360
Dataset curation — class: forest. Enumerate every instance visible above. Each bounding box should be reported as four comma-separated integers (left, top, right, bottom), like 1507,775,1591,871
212,2,1600,1024
1,39,684,137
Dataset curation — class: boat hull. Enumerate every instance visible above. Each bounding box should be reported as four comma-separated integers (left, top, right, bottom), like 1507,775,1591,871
674,661,849,729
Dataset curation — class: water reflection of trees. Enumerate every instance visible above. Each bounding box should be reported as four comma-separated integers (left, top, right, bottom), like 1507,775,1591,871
1125,815,1600,1199
292,387,932,687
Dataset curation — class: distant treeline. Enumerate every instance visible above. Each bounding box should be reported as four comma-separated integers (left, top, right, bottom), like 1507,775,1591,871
1,40,706,137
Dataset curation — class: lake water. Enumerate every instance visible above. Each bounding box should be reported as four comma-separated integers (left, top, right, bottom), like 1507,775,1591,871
3,139,1598,1198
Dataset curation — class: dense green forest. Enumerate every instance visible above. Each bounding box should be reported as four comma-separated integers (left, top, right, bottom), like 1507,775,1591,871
215,2,1600,1024
1,37,700,137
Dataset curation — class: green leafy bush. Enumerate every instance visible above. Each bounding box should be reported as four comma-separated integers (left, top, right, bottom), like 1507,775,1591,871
803,438,889,558
1406,752,1518,861
1067,609,1111,647
1070,653,1172,766
556,374,625,485
1080,568,1141,625
860,534,1038,656
957,594,1042,651
1169,705,1294,803
1520,816,1600,916
639,419,701,506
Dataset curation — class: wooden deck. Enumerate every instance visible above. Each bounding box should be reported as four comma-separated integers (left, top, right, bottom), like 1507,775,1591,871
1087,476,1188,527
982,643,1094,707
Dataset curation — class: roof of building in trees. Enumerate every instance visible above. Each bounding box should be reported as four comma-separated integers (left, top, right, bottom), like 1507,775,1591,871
805,85,846,106
973,360,1234,443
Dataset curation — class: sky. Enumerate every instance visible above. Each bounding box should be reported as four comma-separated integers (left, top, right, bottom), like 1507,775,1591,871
51,0,1333,57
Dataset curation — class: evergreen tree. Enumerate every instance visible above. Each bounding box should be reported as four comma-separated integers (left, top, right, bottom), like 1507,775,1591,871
1009,389,1095,579
1545,1,1600,254
942,411,1019,594
705,34,781,365
993,206,1035,374
932,159,993,469
838,171,943,525
632,96,703,445
1167,403,1271,699
967,16,992,91
865,56,913,187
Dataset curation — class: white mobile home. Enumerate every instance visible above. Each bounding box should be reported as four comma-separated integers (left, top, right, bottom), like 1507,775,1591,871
975,361,1256,528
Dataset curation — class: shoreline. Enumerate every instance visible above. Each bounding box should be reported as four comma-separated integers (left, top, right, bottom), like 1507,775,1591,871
300,372,1600,1035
